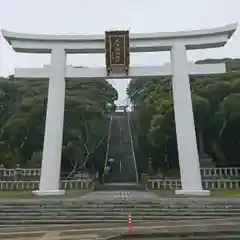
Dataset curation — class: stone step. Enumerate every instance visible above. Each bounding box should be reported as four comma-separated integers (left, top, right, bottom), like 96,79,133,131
129,237,240,240
1,199,240,205
0,214,236,220
0,207,239,213
121,231,240,240
0,207,234,212
162,236,240,240
1,200,239,205
2,211,240,217
0,216,221,225
0,221,165,233
95,183,144,191
1,208,239,213
1,196,239,202
0,213,240,221
0,207,238,212
0,204,239,209
0,233,99,240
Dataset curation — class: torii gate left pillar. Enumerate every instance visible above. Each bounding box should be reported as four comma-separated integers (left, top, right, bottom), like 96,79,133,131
33,48,67,195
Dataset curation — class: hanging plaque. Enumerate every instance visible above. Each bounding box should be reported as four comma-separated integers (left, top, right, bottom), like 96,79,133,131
105,30,130,76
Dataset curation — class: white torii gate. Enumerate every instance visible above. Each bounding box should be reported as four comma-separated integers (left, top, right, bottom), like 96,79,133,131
1,22,237,196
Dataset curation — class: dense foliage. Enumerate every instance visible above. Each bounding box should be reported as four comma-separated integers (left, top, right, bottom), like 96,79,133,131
2,58,240,177
128,59,240,176
0,77,117,173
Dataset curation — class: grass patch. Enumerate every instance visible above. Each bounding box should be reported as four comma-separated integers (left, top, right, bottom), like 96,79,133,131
211,189,240,197
0,189,91,199
151,190,175,197
152,189,240,198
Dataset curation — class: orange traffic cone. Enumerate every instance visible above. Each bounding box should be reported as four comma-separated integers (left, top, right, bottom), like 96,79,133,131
128,214,133,233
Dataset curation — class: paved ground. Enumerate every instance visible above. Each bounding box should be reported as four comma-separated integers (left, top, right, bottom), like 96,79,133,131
77,190,240,203
0,189,239,202
79,190,159,202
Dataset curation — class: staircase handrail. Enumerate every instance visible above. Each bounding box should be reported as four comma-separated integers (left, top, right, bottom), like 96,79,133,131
126,111,139,183
104,116,113,168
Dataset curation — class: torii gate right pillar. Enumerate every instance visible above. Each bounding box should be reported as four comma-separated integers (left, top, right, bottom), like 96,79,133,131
171,43,206,195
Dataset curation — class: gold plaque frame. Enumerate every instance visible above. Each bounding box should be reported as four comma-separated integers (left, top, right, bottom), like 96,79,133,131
105,30,130,75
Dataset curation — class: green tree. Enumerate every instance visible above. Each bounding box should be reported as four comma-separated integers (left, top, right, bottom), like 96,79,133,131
128,59,240,176
0,77,118,173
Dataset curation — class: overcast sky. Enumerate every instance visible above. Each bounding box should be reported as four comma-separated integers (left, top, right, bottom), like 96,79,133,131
0,0,240,104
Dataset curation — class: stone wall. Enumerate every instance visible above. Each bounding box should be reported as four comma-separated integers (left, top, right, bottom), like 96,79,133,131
0,180,92,191
0,178,238,191
0,167,239,191
0,165,89,181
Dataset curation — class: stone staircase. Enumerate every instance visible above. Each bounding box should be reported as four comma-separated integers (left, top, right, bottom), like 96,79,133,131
96,183,144,191
103,110,139,190
0,191,240,226
115,230,240,239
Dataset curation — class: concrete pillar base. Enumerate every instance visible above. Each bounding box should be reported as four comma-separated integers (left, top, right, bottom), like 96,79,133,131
175,189,210,196
32,190,66,196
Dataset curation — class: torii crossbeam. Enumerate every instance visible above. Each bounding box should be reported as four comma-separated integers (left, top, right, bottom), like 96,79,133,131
14,63,225,79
